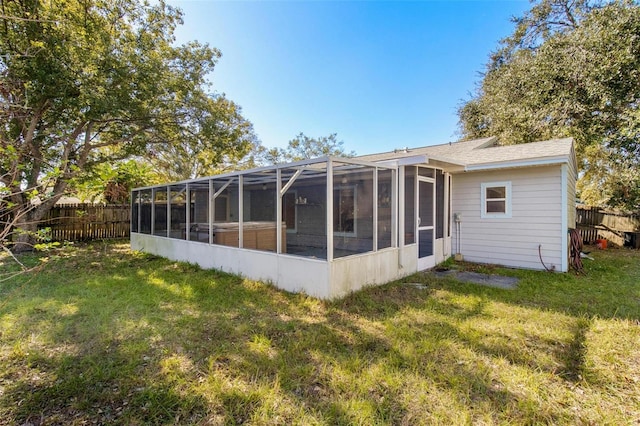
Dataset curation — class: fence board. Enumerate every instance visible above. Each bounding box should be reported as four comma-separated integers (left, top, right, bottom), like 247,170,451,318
23,204,640,246
575,206,640,246
39,203,130,242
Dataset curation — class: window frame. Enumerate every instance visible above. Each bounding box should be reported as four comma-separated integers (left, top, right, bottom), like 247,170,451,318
481,181,512,219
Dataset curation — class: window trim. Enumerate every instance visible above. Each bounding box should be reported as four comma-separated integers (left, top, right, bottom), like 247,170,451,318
481,181,512,219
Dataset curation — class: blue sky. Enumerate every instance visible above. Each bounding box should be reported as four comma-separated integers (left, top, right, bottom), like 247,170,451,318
168,1,531,155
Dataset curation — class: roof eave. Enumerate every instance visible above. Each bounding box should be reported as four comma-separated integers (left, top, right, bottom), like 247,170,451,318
462,155,571,172
375,154,468,170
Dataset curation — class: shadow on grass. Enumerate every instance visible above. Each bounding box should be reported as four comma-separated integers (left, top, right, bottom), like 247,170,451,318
557,317,592,382
1,242,637,424
6,349,208,424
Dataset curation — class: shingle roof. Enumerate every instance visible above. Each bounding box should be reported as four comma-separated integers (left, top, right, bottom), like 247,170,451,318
358,137,575,171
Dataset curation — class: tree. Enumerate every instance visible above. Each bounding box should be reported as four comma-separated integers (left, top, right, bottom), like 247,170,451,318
262,132,356,164
0,0,254,251
69,159,159,204
0,168,42,267
147,96,258,182
458,0,640,210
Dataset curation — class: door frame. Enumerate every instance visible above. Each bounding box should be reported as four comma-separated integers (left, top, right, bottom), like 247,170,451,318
417,175,436,270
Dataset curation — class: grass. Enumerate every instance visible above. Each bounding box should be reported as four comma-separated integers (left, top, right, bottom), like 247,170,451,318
0,241,638,425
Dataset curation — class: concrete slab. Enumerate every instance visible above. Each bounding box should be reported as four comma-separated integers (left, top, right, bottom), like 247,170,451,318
429,270,518,290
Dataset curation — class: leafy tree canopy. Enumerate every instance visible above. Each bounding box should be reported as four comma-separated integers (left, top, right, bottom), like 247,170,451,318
0,0,255,249
145,131,355,180
260,132,355,165
70,159,159,204
146,96,258,182
458,0,640,210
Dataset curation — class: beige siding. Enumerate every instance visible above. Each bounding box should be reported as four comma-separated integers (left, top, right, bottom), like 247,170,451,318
451,165,564,271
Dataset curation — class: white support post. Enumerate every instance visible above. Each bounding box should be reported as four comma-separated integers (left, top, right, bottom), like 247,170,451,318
209,179,214,244
373,167,378,252
138,191,142,233
276,168,283,254
326,159,334,262
444,173,450,239
415,171,420,238
238,175,243,248
150,188,156,236
391,168,398,248
138,191,141,233
185,183,190,241
398,166,405,247
130,192,134,234
165,185,170,238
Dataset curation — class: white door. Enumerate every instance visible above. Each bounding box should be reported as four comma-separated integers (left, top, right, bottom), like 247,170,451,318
417,177,435,270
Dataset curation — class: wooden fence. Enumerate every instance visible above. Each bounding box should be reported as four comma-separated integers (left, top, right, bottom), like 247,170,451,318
39,203,131,242
17,204,640,246
576,206,640,247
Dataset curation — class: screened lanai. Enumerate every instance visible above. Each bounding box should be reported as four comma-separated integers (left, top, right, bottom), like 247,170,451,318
132,154,453,298
132,156,399,259
133,136,577,297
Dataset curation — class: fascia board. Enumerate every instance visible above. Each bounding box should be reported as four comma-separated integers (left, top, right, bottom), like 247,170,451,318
376,154,467,169
463,156,570,172
372,155,429,167
395,155,430,166
427,155,467,167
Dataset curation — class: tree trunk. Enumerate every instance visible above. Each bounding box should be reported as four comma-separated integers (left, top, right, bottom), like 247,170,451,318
11,214,40,253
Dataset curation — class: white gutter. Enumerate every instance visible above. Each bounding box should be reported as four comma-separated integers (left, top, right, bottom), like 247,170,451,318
463,156,569,172
427,155,467,167
375,154,466,168
374,154,428,168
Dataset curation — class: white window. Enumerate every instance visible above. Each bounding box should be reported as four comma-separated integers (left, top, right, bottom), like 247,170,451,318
481,181,512,218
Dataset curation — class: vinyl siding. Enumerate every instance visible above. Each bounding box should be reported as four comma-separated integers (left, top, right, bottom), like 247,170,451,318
451,165,564,271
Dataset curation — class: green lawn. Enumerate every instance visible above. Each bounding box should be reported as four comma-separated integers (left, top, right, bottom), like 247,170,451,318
1,242,638,425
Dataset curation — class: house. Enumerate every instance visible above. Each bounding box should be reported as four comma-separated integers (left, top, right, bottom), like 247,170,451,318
131,136,577,299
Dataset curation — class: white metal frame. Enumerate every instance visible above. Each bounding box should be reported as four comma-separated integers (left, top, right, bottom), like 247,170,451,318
417,174,436,270
132,156,398,264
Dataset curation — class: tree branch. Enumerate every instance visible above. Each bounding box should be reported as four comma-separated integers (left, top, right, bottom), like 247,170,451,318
23,101,51,188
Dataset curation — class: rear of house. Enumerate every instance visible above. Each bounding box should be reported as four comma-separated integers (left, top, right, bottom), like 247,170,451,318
359,136,577,273
452,165,567,271
131,136,577,299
